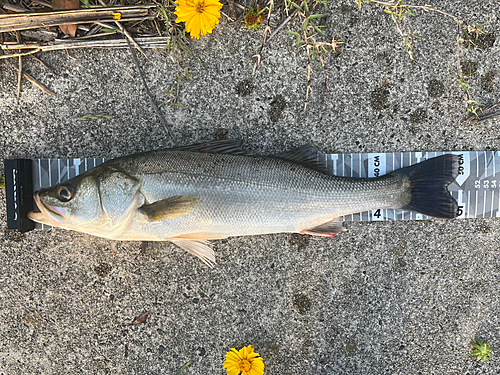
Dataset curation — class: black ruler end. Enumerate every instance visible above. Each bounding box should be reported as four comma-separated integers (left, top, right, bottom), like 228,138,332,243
5,159,35,233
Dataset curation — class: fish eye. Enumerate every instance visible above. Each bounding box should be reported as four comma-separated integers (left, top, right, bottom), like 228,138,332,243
57,186,73,201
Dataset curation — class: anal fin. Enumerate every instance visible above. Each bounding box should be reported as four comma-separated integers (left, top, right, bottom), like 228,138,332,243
169,239,216,267
300,218,346,237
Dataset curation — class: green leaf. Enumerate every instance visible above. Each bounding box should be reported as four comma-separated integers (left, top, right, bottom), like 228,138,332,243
285,30,300,37
0,177,5,189
318,0,330,11
303,0,309,13
285,30,301,48
471,338,492,363
80,0,89,8
308,14,325,19
302,17,309,31
176,361,192,375
158,5,168,20
76,113,113,121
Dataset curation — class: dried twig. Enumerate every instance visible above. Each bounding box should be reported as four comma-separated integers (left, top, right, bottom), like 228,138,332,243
17,55,22,102
125,37,179,146
0,6,154,33
267,8,300,43
30,55,57,74
9,61,56,96
253,1,298,74
227,0,237,20
252,22,271,74
0,49,41,59
114,20,146,56
16,31,22,103
0,33,3,83
3,3,31,12
21,29,59,41
467,103,500,124
31,0,52,7
1,37,170,54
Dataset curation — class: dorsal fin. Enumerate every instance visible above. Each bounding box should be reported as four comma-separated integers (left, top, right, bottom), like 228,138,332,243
277,146,329,174
173,140,246,155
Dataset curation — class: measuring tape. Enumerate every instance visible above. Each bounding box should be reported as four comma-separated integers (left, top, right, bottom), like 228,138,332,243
319,151,499,221
5,151,499,231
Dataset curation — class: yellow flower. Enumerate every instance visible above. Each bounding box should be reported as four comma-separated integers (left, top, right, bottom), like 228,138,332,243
112,12,121,20
175,0,222,39
223,345,264,375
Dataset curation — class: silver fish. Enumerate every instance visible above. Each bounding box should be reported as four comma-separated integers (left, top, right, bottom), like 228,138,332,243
28,141,459,266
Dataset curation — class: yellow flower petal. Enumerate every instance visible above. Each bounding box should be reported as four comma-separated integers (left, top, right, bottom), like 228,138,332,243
174,0,221,39
225,352,240,362
225,367,240,375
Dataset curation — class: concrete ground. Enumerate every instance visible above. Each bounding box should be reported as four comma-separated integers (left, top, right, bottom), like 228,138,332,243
1,0,500,374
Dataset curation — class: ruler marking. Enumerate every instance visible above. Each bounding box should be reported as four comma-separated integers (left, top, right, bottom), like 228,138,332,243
359,154,363,221
350,154,354,221
491,190,495,218
393,154,396,219
47,158,51,186
37,159,42,188
476,151,479,178
475,190,478,218
401,153,406,220
485,151,489,177
410,152,414,221
467,191,471,218
37,159,43,230
342,153,344,176
494,151,496,176
483,189,487,218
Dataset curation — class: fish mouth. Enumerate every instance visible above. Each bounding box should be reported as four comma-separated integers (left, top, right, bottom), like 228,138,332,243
27,191,68,226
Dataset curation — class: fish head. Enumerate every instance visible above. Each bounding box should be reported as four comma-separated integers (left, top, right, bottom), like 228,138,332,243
28,174,101,229
28,167,143,236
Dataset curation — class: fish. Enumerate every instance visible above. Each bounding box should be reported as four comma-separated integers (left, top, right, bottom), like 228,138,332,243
28,140,459,266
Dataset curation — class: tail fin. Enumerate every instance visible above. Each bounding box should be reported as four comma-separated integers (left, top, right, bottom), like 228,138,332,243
391,154,459,219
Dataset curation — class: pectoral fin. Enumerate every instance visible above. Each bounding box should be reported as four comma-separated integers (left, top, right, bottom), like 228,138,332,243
170,239,215,267
139,195,200,222
301,218,346,237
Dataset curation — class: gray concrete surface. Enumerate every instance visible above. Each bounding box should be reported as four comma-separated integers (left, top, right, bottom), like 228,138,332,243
1,0,500,373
